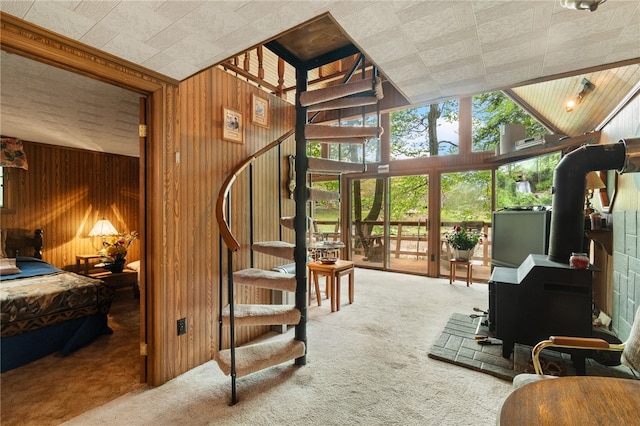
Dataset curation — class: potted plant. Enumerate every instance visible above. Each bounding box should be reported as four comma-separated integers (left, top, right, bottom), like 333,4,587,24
445,226,484,261
101,231,138,273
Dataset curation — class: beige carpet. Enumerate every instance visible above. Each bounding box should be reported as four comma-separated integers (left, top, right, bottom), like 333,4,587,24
1,288,143,426
63,269,513,426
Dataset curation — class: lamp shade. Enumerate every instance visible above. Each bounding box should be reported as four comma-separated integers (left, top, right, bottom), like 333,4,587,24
88,218,118,237
586,171,606,190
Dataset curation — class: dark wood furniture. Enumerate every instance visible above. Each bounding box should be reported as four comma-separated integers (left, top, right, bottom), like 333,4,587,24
498,376,640,425
89,269,139,298
4,229,43,259
75,254,102,275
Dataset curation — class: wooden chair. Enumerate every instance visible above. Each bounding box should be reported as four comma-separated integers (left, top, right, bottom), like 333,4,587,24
531,306,640,376
512,306,640,388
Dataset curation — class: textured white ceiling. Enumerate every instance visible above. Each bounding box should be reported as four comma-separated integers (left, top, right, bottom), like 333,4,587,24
1,1,639,156
1,51,141,157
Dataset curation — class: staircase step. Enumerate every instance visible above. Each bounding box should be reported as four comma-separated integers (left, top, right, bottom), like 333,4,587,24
221,304,301,327
308,187,340,202
309,157,366,173
299,78,375,107
233,267,296,292
216,337,306,377
251,241,295,261
307,95,379,112
280,216,315,230
305,124,382,140
280,216,295,229
308,137,367,145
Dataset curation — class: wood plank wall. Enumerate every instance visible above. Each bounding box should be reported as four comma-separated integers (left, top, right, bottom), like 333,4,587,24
166,66,296,378
0,141,140,269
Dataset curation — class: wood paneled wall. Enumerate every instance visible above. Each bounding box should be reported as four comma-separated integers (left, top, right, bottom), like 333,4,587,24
166,66,296,378
0,141,140,269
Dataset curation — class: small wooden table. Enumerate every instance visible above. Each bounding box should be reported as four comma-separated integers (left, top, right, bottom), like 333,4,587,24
449,259,472,286
498,376,640,425
76,254,102,275
307,259,354,312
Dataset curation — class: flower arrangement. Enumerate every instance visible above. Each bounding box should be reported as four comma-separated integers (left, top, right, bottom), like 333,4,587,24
102,231,138,261
445,226,484,250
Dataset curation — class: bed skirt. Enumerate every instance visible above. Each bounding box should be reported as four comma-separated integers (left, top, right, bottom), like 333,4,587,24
1,313,112,373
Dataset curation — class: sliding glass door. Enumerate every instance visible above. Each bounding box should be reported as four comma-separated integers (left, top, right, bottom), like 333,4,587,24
351,178,385,268
388,175,429,273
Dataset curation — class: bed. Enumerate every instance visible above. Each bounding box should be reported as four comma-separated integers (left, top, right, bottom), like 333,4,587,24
1,229,115,372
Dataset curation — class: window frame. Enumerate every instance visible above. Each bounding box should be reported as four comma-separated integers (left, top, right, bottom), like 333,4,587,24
0,167,17,214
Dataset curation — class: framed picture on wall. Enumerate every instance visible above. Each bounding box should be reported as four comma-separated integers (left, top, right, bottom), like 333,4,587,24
223,107,243,143
251,94,269,128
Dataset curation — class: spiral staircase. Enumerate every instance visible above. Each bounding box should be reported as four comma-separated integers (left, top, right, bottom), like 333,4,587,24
214,49,383,404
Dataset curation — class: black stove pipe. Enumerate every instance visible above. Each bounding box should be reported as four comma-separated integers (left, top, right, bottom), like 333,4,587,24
548,139,639,263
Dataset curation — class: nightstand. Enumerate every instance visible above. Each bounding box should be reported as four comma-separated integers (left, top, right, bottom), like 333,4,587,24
76,254,103,275
90,269,139,298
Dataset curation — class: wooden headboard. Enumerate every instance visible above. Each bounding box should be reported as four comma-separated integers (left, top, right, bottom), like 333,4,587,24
4,229,43,259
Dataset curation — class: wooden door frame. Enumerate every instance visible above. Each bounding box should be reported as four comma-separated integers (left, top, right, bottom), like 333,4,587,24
1,12,179,385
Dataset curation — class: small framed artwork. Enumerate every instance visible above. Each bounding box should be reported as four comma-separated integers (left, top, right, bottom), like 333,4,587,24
223,107,243,143
251,94,269,128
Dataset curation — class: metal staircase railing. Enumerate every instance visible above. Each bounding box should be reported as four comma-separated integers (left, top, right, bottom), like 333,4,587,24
215,128,294,404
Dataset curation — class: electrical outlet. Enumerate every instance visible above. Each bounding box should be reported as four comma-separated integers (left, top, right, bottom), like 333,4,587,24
177,318,187,335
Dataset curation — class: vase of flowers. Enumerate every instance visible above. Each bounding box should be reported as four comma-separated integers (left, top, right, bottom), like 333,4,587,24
445,226,484,261
101,231,138,273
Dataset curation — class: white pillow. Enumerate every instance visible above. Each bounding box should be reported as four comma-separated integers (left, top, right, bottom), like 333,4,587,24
0,258,20,275
127,260,140,272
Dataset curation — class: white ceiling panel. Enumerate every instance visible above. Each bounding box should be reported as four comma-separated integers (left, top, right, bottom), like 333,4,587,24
0,0,638,156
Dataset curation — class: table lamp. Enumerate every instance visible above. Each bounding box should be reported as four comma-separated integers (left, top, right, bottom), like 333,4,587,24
584,171,605,215
88,218,118,254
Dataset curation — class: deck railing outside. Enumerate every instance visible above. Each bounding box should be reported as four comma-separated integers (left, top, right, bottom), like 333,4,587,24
314,219,492,266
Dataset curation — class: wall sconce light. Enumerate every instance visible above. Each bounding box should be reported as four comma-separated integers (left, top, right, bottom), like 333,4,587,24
565,78,596,112
560,0,607,12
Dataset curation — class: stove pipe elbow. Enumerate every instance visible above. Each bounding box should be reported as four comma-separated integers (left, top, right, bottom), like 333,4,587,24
547,139,637,263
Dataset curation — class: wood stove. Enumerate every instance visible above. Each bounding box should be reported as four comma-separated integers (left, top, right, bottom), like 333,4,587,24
488,138,640,372
489,255,593,359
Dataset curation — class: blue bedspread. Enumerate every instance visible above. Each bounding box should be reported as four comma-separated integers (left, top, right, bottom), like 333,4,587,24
1,257,114,372
0,257,62,280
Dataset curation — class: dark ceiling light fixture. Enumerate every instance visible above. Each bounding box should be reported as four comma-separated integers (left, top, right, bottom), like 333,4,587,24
560,0,607,12
565,78,596,112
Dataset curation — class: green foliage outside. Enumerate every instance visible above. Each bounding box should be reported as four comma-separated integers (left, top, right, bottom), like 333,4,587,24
472,92,548,151
390,101,459,158
314,91,558,237
441,170,492,223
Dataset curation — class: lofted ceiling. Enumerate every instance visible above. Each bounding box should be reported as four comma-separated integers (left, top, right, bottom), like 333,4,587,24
1,1,639,157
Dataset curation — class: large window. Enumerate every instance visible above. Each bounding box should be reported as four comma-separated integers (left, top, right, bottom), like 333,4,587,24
351,178,385,267
495,153,560,209
390,100,459,158
388,174,429,274
440,170,492,280
471,91,548,152
308,114,380,164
